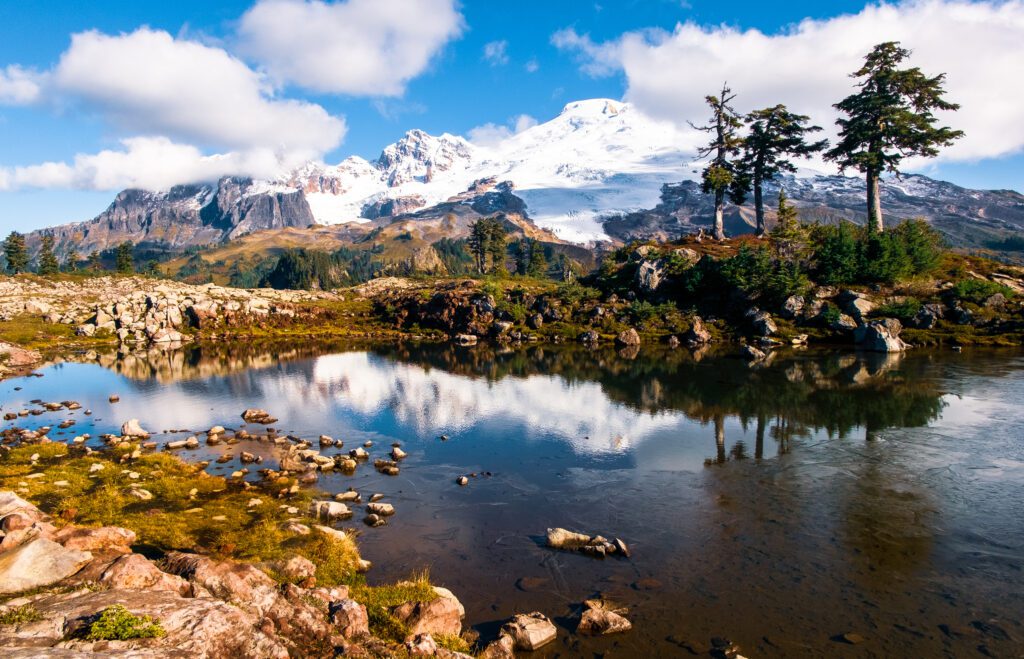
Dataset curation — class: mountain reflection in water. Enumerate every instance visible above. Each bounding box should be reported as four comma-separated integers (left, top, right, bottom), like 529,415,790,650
24,341,1022,657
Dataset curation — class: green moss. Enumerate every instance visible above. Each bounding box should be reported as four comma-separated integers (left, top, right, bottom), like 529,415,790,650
0,604,43,625
86,605,165,640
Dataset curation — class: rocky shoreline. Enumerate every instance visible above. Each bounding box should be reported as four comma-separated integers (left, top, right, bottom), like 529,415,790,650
0,395,643,658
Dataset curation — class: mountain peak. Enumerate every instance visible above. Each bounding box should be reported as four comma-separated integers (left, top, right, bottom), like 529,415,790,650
559,99,625,118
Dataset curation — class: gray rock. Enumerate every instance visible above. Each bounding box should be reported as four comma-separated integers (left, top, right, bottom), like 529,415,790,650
501,612,557,651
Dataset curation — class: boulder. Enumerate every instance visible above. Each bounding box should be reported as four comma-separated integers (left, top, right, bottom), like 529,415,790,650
267,555,316,582
391,587,465,637
854,318,908,353
120,419,149,438
309,500,351,521
577,604,632,636
500,612,557,651
52,526,136,553
683,317,711,346
98,553,190,594
615,328,641,347
546,527,592,550
241,409,277,424
741,344,767,361
635,260,666,293
366,502,395,517
0,538,92,594
839,290,876,321
781,295,805,319
0,342,42,368
745,308,777,336
163,552,280,617
329,598,369,639
406,632,439,656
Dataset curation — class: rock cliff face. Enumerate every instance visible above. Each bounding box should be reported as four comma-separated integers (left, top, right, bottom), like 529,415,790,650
29,177,315,257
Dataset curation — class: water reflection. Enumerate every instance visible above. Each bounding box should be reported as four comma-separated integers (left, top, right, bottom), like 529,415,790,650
52,342,954,466
14,342,1024,656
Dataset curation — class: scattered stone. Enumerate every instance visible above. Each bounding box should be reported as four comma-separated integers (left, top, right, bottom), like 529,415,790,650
500,612,557,651
456,476,469,486
310,500,352,521
241,408,278,424
367,502,395,517
392,586,465,637
615,328,641,347
578,602,632,636
391,446,407,460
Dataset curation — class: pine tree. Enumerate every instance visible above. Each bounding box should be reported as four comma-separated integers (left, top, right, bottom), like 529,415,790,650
826,41,963,232
87,251,103,272
732,105,827,236
467,218,508,274
115,242,134,274
691,83,744,240
3,231,28,274
64,250,80,272
769,189,811,262
527,242,548,278
38,235,59,276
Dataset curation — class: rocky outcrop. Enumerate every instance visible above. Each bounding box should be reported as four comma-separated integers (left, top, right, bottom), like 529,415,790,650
28,177,315,258
0,277,330,347
0,538,92,594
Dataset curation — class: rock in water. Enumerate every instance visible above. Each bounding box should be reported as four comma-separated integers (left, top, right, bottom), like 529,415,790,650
853,318,908,352
121,418,149,437
578,606,632,636
501,612,557,651
546,527,592,549
0,537,92,594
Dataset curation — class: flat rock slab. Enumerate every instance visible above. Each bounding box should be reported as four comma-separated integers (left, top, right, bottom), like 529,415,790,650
0,588,287,659
0,538,92,595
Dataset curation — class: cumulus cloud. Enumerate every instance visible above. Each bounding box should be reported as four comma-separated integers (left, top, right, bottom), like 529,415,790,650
483,40,509,66
0,65,42,105
2,27,347,192
468,114,538,147
0,137,313,192
554,0,1024,163
524,58,540,73
238,0,464,96
54,28,345,153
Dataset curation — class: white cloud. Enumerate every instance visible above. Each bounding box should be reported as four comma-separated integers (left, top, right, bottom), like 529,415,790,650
0,137,311,192
54,28,345,153
0,65,42,105
483,40,509,66
467,114,538,147
525,58,540,73
238,0,464,96
554,0,1024,164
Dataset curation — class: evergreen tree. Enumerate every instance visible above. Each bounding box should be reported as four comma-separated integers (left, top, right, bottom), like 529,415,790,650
528,242,548,278
3,231,28,274
87,251,103,272
64,250,80,272
690,83,744,240
467,217,508,274
515,239,531,276
144,260,161,277
38,235,59,275
732,105,827,236
769,189,811,262
826,41,963,232
115,242,134,274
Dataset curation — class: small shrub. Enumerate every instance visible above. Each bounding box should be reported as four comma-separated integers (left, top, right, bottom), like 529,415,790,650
820,304,841,326
875,298,923,322
556,282,601,305
0,605,43,625
86,605,165,640
952,279,1012,305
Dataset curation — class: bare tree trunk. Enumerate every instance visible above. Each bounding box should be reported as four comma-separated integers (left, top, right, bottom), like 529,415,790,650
714,190,726,240
755,413,765,460
867,170,883,233
754,180,765,237
714,415,726,464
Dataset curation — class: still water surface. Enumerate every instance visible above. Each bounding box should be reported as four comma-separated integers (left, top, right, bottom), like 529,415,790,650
4,342,1023,657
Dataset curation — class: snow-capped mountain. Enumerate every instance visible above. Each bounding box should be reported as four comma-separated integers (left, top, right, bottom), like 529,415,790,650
29,98,1024,256
283,99,695,243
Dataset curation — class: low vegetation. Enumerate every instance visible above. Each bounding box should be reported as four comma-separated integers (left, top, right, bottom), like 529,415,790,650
86,605,165,641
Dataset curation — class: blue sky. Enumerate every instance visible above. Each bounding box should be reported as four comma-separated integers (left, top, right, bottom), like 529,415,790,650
0,0,1021,233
